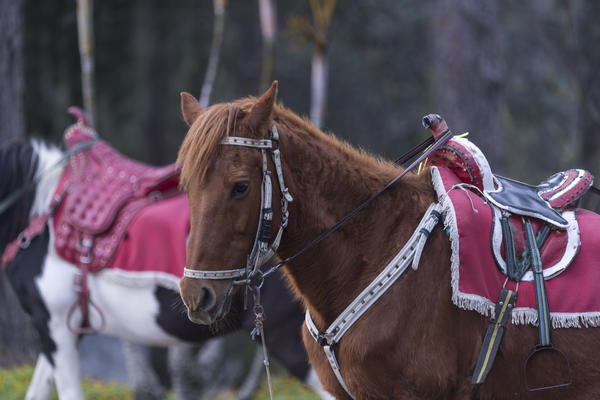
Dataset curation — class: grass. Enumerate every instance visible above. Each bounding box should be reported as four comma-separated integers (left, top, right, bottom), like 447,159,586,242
0,365,321,400
0,365,133,400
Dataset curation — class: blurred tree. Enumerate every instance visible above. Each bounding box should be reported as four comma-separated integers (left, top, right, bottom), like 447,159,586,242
76,0,96,126
577,0,600,176
258,0,277,92
135,0,170,165
0,0,39,367
0,0,25,141
200,0,227,107
288,0,336,128
432,0,505,170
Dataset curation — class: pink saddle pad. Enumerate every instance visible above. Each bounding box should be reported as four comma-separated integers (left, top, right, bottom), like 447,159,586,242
110,193,189,276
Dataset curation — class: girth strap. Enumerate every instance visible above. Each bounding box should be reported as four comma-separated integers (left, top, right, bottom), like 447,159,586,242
524,220,552,346
471,219,556,397
471,287,517,398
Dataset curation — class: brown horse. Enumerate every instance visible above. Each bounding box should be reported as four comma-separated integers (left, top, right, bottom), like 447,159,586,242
176,82,600,399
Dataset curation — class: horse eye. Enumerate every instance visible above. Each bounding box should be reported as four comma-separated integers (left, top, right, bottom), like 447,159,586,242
231,181,249,198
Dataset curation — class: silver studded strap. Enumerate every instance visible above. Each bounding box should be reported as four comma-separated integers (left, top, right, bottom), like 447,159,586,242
304,203,443,399
221,137,273,148
183,268,246,280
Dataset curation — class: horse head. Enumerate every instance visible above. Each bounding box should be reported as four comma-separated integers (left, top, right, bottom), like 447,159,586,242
178,82,285,325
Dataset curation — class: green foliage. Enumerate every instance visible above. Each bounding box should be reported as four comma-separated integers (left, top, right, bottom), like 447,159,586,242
252,375,322,400
0,365,133,400
0,365,320,400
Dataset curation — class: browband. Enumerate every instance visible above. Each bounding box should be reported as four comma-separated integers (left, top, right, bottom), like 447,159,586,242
221,137,272,148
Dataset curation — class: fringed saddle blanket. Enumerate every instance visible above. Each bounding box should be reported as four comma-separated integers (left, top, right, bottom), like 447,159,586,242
432,166,600,328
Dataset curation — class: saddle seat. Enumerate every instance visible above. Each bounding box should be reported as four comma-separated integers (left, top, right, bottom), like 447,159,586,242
484,170,593,229
427,136,594,281
53,122,181,271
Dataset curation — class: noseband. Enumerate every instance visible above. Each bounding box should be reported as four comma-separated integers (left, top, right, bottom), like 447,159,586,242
183,125,293,284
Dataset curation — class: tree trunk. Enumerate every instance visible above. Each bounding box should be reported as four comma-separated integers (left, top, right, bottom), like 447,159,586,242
135,0,169,164
258,0,276,93
76,0,96,127
432,0,504,171
200,0,227,107
577,1,600,175
0,0,38,368
310,47,328,129
308,0,336,129
0,0,25,141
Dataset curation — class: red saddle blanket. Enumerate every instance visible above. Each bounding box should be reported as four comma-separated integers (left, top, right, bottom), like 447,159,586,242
431,166,600,328
52,123,187,276
110,193,189,277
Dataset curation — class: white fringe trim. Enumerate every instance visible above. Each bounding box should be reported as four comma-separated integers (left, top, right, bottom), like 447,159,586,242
511,308,600,328
430,167,599,329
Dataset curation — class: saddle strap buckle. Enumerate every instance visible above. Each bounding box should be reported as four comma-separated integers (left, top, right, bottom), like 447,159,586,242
78,236,94,265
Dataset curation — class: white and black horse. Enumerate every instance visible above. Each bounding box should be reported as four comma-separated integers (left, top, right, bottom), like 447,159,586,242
0,139,330,399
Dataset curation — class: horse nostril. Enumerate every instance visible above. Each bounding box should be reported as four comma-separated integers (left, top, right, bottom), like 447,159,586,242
199,287,216,311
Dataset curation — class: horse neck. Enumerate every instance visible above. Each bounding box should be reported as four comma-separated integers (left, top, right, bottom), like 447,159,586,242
274,116,436,325
0,140,62,253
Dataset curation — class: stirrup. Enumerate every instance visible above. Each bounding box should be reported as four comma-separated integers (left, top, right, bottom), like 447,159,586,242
524,344,572,391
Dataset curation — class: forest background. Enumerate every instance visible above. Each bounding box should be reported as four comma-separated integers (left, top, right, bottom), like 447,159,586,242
1,0,599,384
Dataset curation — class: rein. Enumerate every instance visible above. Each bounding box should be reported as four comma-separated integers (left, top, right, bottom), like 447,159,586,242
253,119,452,283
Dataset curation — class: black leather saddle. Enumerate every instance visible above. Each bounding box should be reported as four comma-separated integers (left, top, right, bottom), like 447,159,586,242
484,169,593,229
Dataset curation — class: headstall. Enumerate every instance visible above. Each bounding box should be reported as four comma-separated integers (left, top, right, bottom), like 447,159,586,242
183,125,293,285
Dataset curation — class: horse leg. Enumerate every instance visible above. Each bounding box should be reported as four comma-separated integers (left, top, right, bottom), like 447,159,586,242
167,344,202,400
237,346,264,400
303,367,335,400
25,354,55,400
121,340,165,400
47,324,84,400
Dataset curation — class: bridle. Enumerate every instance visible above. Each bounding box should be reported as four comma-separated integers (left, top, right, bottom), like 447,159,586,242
182,125,293,400
183,125,293,285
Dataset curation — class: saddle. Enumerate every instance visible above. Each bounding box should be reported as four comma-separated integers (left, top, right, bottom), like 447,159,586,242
426,129,594,393
427,138,593,282
53,122,181,272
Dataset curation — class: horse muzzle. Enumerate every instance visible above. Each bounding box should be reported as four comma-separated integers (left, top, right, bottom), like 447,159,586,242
179,277,235,325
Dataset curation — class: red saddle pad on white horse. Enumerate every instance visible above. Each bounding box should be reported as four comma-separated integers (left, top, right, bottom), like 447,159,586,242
110,193,189,278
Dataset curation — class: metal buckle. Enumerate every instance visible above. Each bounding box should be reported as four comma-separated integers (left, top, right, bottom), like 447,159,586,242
17,232,31,249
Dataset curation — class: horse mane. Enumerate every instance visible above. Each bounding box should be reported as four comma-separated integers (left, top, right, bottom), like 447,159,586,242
177,99,252,190
0,140,39,253
177,97,401,191
273,105,401,177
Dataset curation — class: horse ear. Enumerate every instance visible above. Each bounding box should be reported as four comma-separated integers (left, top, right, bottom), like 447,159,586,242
180,92,203,126
247,81,278,133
